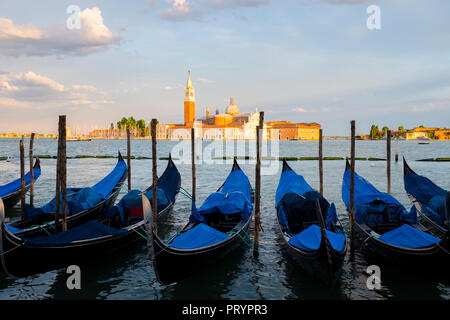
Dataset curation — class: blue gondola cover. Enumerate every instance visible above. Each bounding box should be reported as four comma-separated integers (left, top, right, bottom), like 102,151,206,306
194,168,253,222
342,168,417,225
23,220,127,247
288,224,346,252
404,168,447,226
0,167,41,198
378,224,440,249
276,166,338,232
168,223,230,249
24,159,126,220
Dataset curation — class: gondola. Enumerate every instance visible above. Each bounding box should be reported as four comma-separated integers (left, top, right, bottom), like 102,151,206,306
4,152,127,239
275,160,347,286
0,158,41,209
403,158,449,239
0,155,180,278
342,159,450,266
147,158,254,285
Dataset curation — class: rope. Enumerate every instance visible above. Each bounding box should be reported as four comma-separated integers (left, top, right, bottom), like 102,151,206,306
227,227,259,252
132,228,148,240
177,186,193,200
29,224,52,236
166,232,182,243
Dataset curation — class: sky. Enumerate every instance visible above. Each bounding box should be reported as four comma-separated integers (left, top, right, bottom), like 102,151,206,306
0,0,449,136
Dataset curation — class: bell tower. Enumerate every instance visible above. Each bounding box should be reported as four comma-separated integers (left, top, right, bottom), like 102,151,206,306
184,71,195,124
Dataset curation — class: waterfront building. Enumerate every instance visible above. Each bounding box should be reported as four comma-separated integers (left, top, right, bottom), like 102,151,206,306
265,121,321,140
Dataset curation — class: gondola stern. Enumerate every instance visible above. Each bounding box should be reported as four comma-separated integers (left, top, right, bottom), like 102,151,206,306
403,157,415,176
282,158,293,172
33,157,41,170
345,158,351,171
232,157,241,172
118,151,124,162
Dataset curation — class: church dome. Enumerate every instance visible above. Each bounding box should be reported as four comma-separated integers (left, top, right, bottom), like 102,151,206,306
226,98,239,115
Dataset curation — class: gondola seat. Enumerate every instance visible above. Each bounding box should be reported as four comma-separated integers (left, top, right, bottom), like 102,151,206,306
288,224,346,252
168,223,230,249
378,224,440,249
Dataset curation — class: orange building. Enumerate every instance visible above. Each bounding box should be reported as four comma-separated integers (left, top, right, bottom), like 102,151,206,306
435,129,450,140
184,71,195,124
265,121,321,140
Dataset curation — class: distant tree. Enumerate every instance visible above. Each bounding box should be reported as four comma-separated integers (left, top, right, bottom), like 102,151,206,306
426,130,435,139
419,125,424,128
136,119,146,137
110,122,114,130
381,126,389,137
398,126,405,137
370,125,381,140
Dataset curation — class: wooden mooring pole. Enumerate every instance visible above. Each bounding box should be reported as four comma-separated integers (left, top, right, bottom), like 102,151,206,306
55,116,67,231
319,129,323,196
395,135,399,163
254,111,264,257
20,137,25,220
387,130,391,194
191,128,196,204
151,119,158,234
350,120,356,245
127,128,131,191
29,133,35,206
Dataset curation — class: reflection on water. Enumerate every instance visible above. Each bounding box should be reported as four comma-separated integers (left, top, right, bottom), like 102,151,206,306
0,138,449,300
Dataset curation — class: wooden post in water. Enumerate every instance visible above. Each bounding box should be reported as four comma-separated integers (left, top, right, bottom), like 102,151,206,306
319,129,323,196
387,130,391,194
254,111,264,257
55,116,67,231
151,119,158,234
350,121,356,242
395,136,399,163
20,137,25,220
127,128,131,191
191,128,196,204
29,133,35,206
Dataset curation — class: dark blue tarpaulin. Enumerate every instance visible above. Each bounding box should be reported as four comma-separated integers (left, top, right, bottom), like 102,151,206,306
24,159,126,220
104,158,180,224
193,167,253,222
342,168,417,225
23,220,126,247
288,224,346,252
378,224,440,248
404,168,447,226
0,167,41,198
275,166,339,231
168,223,230,249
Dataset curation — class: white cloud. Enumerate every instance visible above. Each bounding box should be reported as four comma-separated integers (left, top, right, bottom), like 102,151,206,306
158,0,269,21
210,0,269,9
197,77,215,83
0,7,120,56
292,107,318,113
159,0,199,21
0,97,29,108
0,18,43,40
0,71,111,109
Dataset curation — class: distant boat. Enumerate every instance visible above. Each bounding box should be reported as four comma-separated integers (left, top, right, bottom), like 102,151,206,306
53,137,91,142
67,138,91,142
417,136,430,144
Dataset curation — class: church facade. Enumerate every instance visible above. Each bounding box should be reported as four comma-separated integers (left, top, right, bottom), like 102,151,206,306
157,72,320,141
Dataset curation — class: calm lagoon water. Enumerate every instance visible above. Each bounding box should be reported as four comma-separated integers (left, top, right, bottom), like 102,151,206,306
0,138,449,300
